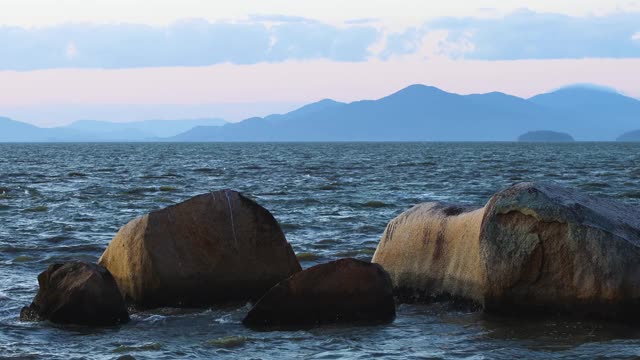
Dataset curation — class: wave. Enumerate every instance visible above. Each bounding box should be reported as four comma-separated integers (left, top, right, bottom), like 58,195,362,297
579,182,611,190
619,191,640,199
158,186,178,192
193,168,224,175
393,161,437,167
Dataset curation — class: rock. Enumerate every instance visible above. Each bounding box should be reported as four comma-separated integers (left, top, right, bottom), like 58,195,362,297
20,262,129,326
373,182,640,320
98,190,301,308
243,258,395,327
372,202,486,305
480,182,640,319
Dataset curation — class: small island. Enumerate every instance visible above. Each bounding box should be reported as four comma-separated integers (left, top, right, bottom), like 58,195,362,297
517,130,575,142
617,130,640,142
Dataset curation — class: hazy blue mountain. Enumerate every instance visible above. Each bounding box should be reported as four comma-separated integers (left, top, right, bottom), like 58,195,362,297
3,84,640,142
518,131,575,142
172,84,640,142
67,118,226,138
0,117,227,142
528,85,640,140
0,117,42,142
617,130,640,142
0,117,91,142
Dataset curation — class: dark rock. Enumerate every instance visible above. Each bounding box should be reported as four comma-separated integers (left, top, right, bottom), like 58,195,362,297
99,190,301,308
20,262,129,326
243,258,395,328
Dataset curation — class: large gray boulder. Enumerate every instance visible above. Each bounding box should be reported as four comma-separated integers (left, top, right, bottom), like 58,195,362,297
99,190,301,308
20,262,129,326
373,182,640,319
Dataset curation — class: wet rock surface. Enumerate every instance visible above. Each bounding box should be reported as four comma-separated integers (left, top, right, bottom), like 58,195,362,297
99,190,301,308
20,261,129,326
243,258,396,328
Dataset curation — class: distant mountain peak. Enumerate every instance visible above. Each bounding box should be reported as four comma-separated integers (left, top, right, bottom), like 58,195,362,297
380,84,452,103
555,83,621,94
391,84,446,95
529,83,639,109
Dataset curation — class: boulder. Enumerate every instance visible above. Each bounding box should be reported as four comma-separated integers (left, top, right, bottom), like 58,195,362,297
373,182,640,320
372,202,486,305
98,190,301,308
243,258,395,327
20,262,129,326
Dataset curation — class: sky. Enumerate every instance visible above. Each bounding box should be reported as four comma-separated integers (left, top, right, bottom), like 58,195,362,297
1,0,640,126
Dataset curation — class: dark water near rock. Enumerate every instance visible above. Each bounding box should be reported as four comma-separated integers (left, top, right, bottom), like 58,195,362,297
1,142,640,359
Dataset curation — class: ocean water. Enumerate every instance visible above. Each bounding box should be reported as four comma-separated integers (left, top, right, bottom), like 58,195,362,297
1,142,640,360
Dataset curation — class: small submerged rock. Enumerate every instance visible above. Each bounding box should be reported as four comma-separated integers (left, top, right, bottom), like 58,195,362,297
206,336,249,348
20,261,129,326
24,205,48,213
243,258,395,328
113,343,162,353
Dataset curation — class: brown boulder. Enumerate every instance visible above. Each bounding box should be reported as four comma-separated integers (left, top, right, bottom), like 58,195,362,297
480,182,640,318
20,262,129,326
372,202,485,305
243,258,396,327
373,182,640,320
98,190,301,308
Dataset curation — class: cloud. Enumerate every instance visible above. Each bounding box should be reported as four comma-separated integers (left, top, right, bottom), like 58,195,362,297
0,18,380,70
344,18,380,25
424,10,640,60
248,14,314,23
267,22,379,62
65,42,78,60
3,10,640,70
376,10,640,60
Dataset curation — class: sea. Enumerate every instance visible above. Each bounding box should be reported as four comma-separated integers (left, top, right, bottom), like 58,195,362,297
1,142,640,359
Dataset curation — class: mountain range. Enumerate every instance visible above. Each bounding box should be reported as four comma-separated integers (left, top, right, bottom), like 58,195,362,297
2,84,640,142
172,84,640,142
0,118,226,142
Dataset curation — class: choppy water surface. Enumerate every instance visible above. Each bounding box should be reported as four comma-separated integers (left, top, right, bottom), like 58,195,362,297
1,142,640,359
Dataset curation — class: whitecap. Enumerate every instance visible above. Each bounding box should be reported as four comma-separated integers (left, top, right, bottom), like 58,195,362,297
214,314,235,324
140,314,167,324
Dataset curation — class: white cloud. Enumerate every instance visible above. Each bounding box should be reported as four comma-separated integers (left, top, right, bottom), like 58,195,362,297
633,32,640,41
0,0,638,27
65,42,78,60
